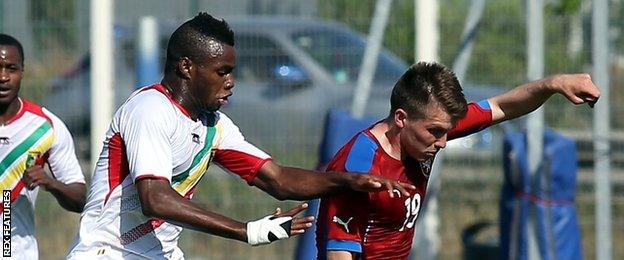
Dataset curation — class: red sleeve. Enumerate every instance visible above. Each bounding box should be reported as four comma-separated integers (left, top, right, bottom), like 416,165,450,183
448,101,493,140
213,149,272,184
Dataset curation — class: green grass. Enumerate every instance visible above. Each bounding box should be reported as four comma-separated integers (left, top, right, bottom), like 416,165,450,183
33,163,624,259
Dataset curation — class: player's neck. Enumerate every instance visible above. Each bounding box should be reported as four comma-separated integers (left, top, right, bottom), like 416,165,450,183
0,97,21,125
161,78,200,120
370,119,402,160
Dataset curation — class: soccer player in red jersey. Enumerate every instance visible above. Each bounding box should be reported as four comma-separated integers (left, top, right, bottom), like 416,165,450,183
316,62,600,260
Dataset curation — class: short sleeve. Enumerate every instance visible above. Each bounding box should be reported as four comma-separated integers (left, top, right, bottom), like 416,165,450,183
212,113,271,183
119,96,175,182
43,109,85,184
318,191,368,254
448,100,493,140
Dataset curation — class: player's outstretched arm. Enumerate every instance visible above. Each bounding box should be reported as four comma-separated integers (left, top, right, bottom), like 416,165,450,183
22,165,86,213
487,73,600,124
251,161,415,201
135,178,314,245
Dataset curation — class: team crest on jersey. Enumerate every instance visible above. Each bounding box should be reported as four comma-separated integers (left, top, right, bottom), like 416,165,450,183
332,216,353,233
420,158,433,178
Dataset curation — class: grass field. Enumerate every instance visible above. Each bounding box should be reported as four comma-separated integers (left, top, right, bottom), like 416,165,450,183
33,162,623,259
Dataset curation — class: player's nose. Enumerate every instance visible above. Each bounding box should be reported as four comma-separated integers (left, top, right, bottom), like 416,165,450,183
0,70,9,83
224,76,235,90
434,135,447,149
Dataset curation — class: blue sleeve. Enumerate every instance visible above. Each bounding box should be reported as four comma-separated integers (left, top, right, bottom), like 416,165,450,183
345,133,378,173
327,239,363,253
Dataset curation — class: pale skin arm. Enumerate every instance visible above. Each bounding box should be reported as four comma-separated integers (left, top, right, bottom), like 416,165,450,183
327,251,358,260
487,74,600,124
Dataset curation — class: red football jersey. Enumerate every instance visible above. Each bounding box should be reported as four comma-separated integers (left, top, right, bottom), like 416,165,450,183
316,101,493,260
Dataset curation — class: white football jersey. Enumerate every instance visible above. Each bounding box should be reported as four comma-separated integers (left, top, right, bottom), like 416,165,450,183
0,99,85,260
67,84,271,259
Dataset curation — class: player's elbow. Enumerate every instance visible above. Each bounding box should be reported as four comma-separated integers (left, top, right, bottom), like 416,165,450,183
136,178,175,218
63,202,85,213
256,164,304,200
265,180,290,201
138,190,170,218
269,185,306,201
139,196,165,217
272,191,292,201
69,197,86,213
60,183,87,213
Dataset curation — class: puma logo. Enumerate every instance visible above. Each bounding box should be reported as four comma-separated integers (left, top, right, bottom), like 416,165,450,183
332,216,353,233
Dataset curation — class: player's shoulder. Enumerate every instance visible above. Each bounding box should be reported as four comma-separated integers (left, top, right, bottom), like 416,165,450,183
122,85,178,117
465,100,492,114
21,99,46,116
19,99,55,124
41,107,71,130
340,131,380,173
126,85,171,106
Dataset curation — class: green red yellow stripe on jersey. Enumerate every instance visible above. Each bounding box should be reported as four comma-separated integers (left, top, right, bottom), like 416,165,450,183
172,126,217,197
0,120,54,207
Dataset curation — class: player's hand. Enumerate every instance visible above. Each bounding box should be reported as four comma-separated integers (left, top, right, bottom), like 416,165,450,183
349,173,415,198
22,165,54,190
546,74,601,108
246,202,314,246
273,203,315,236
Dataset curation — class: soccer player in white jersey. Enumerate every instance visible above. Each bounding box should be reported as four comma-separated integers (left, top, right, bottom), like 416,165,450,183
0,34,86,259
67,13,415,259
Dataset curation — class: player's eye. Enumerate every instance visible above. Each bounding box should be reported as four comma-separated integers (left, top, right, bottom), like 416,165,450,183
428,128,447,139
217,67,233,76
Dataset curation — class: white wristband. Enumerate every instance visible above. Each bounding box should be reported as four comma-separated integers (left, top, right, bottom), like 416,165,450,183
246,214,292,246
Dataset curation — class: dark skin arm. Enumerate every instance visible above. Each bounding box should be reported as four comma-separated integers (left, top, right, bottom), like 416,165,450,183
136,178,313,243
22,165,86,213
250,161,415,201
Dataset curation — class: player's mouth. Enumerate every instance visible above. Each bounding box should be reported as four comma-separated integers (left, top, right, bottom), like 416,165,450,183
0,86,13,97
424,151,437,158
217,93,232,106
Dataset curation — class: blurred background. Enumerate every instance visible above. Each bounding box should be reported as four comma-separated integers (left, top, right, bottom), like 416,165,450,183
2,0,623,259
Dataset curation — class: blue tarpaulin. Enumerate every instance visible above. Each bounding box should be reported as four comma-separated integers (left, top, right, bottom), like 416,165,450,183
500,130,583,260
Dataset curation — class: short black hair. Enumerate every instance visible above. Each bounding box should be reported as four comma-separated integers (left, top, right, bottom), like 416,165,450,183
165,12,234,71
390,62,467,123
0,34,24,64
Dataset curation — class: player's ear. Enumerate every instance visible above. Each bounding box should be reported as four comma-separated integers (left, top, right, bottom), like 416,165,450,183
394,109,408,128
176,57,193,79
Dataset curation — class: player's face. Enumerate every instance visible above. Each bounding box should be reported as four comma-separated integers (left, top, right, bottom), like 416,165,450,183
399,102,453,161
0,45,23,107
190,44,236,112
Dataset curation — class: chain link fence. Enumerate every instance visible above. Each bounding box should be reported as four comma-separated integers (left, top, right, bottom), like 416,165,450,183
3,0,622,259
